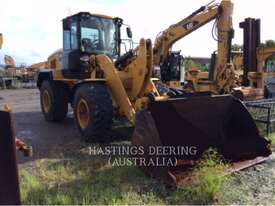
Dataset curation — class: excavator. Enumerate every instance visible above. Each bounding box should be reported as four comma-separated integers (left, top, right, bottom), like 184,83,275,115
153,0,237,94
37,10,271,186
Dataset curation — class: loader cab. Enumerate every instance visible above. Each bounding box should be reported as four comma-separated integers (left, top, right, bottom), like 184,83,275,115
62,12,123,79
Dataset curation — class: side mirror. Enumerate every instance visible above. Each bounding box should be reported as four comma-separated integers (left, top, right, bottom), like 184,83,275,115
126,27,133,38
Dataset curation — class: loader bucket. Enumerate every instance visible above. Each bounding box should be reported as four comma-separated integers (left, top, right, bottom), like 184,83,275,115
0,110,21,204
132,95,271,186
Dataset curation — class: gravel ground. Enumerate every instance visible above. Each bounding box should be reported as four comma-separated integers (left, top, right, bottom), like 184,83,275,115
0,88,81,163
218,153,275,205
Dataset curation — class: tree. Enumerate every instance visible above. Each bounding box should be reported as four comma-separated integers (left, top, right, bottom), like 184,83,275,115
264,40,275,48
232,44,243,51
184,58,203,71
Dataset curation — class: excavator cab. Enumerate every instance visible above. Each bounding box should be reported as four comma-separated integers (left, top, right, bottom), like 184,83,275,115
160,51,184,84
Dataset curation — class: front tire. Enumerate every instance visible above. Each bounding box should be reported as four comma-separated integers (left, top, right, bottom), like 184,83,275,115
40,80,69,122
73,83,113,142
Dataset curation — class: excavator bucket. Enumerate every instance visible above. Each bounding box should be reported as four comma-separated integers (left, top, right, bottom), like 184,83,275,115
132,95,272,187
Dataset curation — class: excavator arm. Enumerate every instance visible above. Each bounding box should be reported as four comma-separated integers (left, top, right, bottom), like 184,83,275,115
153,0,220,66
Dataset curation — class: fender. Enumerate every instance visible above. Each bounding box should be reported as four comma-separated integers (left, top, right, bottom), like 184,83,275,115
37,70,53,89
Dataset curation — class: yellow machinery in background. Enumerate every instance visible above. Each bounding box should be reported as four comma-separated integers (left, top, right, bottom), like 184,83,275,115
2,55,25,83
153,1,273,101
1,53,22,88
230,18,275,100
153,0,238,94
24,61,47,82
37,12,271,186
0,33,32,204
232,47,275,100
233,46,275,98
46,49,63,70
2,55,45,83
0,33,3,49
4,55,16,68
3,55,21,78
258,46,275,98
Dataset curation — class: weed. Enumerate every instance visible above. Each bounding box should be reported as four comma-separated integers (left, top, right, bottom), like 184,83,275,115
169,149,229,205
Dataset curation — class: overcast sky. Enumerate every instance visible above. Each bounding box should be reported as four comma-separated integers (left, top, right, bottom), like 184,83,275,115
0,0,275,65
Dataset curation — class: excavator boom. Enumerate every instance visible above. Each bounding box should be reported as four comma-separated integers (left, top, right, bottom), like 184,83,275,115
153,1,220,65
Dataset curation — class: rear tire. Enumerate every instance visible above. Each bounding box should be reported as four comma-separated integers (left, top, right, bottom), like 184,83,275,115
73,83,113,142
40,80,69,122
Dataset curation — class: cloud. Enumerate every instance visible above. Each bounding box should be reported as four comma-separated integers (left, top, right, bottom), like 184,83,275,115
0,0,275,65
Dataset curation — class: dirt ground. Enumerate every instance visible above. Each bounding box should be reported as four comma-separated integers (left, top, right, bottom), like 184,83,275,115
0,88,81,163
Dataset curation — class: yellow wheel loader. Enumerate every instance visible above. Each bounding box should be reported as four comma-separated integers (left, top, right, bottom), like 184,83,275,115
37,12,271,186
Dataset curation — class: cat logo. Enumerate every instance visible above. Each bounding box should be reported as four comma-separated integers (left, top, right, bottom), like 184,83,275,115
183,21,199,30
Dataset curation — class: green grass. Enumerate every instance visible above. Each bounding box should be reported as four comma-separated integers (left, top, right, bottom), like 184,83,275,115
20,147,231,205
269,132,275,146
20,159,167,205
169,149,229,205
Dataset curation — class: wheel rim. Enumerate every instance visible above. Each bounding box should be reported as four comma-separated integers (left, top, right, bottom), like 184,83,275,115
42,90,51,113
76,98,90,130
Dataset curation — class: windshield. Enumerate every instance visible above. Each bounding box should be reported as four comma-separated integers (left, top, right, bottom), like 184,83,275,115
80,17,118,58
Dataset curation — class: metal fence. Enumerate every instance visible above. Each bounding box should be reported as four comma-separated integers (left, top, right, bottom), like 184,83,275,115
244,98,275,136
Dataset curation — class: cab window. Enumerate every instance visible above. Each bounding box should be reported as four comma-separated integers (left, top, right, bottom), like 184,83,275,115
71,22,78,50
